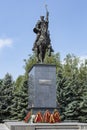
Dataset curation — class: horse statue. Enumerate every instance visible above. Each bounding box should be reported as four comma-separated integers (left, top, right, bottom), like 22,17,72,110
32,6,54,63
34,30,53,63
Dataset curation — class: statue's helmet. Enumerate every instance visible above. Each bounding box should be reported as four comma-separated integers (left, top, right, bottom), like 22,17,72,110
40,16,44,19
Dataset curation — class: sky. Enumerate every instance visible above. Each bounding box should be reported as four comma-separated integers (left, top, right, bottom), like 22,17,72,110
0,0,87,80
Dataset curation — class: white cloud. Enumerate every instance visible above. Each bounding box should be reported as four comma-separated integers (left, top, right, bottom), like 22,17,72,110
0,38,13,49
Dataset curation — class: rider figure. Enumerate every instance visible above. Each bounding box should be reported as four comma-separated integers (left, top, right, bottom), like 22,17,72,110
32,15,48,51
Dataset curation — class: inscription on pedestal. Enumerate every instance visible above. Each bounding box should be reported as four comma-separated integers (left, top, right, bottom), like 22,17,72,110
39,79,52,85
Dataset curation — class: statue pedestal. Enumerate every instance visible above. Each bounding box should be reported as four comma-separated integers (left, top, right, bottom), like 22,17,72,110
28,64,56,114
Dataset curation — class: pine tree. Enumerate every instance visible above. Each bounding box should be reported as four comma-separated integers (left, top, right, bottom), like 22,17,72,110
77,60,87,122
17,79,28,120
56,70,69,120
0,73,14,121
0,79,3,122
11,77,28,120
77,82,87,122
57,54,87,122
10,91,20,120
63,74,83,121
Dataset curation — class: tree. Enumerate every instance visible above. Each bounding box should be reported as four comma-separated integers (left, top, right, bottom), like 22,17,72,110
0,79,3,122
23,54,37,75
63,74,83,121
57,54,87,122
63,54,79,78
56,70,68,120
0,73,14,121
77,59,87,122
17,79,28,120
11,77,28,120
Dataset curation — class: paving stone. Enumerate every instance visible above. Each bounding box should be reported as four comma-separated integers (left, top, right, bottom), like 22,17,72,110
0,124,9,130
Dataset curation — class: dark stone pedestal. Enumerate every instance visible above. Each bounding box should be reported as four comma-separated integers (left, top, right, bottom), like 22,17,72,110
28,64,56,114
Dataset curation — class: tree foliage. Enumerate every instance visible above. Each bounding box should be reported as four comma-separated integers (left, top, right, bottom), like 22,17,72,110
0,53,87,123
11,76,28,120
0,73,14,122
57,54,87,122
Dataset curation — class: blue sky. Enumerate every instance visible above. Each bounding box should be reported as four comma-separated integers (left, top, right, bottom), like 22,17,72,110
0,0,87,80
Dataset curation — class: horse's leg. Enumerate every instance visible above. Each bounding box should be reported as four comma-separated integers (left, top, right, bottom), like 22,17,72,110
42,47,46,62
39,44,46,63
35,47,40,63
39,45,43,63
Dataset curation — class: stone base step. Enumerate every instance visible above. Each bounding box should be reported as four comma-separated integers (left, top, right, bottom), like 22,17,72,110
0,124,9,130
5,121,87,130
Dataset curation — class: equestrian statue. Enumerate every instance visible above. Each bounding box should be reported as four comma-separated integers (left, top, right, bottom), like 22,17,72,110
32,5,54,63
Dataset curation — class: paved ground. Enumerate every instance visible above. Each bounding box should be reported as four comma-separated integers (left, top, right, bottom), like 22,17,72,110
0,124,9,130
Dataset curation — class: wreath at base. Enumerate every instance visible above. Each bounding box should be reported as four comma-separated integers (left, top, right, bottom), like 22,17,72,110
24,109,61,123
